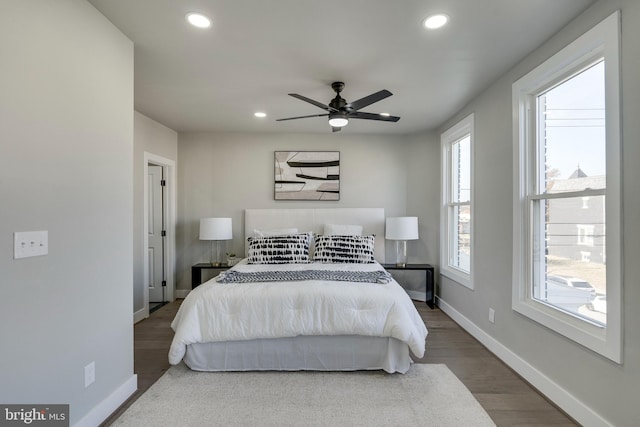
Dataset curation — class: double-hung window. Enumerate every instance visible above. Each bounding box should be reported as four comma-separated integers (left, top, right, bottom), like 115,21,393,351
512,12,621,362
441,114,474,288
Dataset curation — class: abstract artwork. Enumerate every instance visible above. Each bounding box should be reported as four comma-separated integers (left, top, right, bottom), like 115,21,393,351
274,151,340,200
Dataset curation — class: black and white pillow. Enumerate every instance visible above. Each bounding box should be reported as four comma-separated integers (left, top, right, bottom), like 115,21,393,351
246,233,311,264
313,235,375,264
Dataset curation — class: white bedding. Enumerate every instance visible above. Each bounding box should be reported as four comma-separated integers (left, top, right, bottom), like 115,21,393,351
169,259,427,365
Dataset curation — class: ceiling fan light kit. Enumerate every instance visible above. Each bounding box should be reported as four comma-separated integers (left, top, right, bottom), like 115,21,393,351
328,115,349,128
277,81,400,132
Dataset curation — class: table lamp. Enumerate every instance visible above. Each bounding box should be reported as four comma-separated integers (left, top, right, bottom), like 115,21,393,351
385,217,419,267
199,217,232,266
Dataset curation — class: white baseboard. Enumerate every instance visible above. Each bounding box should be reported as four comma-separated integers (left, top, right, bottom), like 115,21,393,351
436,297,611,427
133,307,147,324
73,374,137,427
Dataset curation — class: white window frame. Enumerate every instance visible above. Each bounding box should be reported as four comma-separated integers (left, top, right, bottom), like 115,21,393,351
441,113,474,289
512,12,622,363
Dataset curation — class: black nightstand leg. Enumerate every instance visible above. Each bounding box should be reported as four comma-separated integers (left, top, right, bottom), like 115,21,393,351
382,263,435,309
426,269,435,309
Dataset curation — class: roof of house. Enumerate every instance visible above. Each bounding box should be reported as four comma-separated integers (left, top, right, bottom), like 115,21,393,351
548,168,605,193
569,166,588,179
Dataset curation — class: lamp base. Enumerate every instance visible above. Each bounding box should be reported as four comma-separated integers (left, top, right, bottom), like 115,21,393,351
395,240,408,268
210,240,226,267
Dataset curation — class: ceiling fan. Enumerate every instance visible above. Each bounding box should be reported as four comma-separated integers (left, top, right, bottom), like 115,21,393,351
276,82,400,132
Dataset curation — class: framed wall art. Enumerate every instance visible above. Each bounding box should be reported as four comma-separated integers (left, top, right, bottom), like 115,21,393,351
274,151,340,200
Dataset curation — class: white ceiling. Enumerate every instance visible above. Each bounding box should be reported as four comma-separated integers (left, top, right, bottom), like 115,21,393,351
88,0,596,135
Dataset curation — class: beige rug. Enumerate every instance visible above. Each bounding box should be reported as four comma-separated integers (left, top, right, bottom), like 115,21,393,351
113,363,495,426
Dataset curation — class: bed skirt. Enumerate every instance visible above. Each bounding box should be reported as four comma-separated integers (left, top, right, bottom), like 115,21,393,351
183,335,413,374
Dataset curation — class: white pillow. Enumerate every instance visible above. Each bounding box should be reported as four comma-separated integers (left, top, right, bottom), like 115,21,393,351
323,223,363,236
253,228,298,237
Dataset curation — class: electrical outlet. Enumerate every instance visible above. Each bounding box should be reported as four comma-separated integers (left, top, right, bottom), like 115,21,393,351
84,362,95,388
489,308,496,324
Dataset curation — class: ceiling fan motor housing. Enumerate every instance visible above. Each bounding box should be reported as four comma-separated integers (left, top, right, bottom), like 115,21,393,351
329,97,347,110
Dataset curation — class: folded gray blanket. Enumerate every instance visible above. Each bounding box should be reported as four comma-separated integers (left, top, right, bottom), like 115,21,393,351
216,269,392,284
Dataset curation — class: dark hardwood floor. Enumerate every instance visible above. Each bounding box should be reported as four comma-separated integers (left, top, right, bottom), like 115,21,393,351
412,303,578,426
100,303,176,426
102,300,578,426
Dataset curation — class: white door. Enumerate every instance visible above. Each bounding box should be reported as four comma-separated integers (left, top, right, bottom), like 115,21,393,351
148,165,165,304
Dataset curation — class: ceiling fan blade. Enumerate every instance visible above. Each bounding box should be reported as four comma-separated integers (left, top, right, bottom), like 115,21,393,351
332,126,342,133
289,94,338,112
347,89,392,111
276,113,329,121
349,111,400,122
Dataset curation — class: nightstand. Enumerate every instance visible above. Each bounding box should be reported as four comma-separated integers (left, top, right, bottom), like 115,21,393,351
382,264,435,309
191,263,230,288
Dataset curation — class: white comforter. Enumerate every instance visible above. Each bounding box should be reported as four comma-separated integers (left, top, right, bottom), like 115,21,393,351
169,259,428,365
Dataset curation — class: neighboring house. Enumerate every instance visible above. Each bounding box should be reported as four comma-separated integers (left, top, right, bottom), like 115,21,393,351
547,167,606,264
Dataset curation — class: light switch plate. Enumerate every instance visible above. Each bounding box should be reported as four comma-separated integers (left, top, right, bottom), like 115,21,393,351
14,231,48,259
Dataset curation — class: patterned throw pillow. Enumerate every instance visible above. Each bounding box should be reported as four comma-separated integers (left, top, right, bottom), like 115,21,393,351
313,235,375,264
246,233,311,264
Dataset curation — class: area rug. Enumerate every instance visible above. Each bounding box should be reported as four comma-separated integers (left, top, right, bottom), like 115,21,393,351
112,363,495,426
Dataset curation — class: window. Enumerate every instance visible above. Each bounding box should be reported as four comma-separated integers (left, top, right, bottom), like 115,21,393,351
577,225,595,246
581,196,590,209
512,12,621,362
441,114,473,288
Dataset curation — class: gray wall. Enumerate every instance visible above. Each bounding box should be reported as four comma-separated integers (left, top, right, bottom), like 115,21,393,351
133,112,178,312
405,131,441,273
176,132,435,291
437,1,640,425
0,0,134,425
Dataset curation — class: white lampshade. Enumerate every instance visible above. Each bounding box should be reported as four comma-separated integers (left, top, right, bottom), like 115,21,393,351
385,217,419,240
199,218,232,240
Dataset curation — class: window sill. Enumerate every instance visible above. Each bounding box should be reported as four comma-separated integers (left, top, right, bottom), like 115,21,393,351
512,297,620,364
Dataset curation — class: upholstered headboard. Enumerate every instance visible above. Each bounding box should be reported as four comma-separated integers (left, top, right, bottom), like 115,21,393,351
244,208,385,263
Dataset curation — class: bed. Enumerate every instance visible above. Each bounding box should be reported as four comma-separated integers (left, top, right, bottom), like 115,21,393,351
169,208,428,373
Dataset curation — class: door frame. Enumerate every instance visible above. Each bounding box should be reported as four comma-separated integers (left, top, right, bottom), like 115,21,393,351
141,152,176,320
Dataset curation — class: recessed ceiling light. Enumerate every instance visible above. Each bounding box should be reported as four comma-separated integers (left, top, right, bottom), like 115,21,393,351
186,12,211,28
422,14,449,30
254,112,267,118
